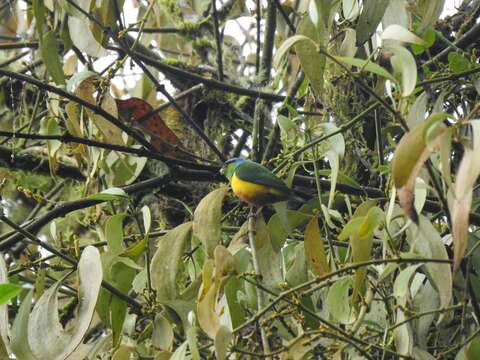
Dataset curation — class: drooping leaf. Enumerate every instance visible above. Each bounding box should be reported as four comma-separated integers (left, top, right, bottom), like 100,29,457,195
451,121,480,269
356,0,389,45
304,214,329,276
392,113,448,221
28,246,103,360
10,291,35,360
342,0,360,21
295,15,325,97
382,0,409,29
214,326,232,360
333,56,396,82
87,187,128,201
193,186,228,258
326,277,353,324
68,0,108,57
285,242,308,287
388,45,418,97
40,31,65,85
39,116,62,176
273,35,314,70
339,28,357,57
197,260,219,338
73,74,123,144
413,0,445,33
381,25,425,45
409,216,452,321
170,341,188,360
151,222,192,300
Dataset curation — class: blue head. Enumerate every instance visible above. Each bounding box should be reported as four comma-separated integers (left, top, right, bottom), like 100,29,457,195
220,158,246,180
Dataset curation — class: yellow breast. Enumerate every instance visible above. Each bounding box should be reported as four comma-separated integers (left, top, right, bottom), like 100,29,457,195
231,173,287,206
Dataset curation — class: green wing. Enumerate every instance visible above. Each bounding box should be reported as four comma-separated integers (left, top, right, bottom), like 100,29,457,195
235,161,290,192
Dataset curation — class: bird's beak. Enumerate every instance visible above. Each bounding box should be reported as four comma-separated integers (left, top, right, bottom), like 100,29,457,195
220,165,226,175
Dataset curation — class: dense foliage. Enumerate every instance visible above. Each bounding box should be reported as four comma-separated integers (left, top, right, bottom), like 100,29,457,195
1,0,480,358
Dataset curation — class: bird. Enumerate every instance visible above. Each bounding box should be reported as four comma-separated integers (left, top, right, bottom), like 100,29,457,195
220,158,291,207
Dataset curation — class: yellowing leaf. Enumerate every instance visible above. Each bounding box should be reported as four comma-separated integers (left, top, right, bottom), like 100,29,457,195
392,113,448,221
193,186,228,258
358,207,384,238
197,260,219,339
121,237,147,259
304,215,329,276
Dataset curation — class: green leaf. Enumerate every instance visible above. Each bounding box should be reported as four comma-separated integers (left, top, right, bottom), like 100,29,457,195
214,326,232,360
393,264,422,304
39,116,62,176
356,0,389,45
152,315,174,351
285,242,307,287
28,246,103,359
0,283,22,305
358,206,384,238
414,0,445,33
40,31,66,85
103,151,148,186
256,215,284,289
333,55,396,82
224,277,246,328
411,28,436,54
10,291,35,360
267,210,311,250
151,222,192,300
87,187,128,201
327,277,353,324
105,213,126,255
170,341,188,360
0,253,10,355
342,0,360,21
448,52,471,73
273,35,314,69
193,186,228,258
295,15,325,97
